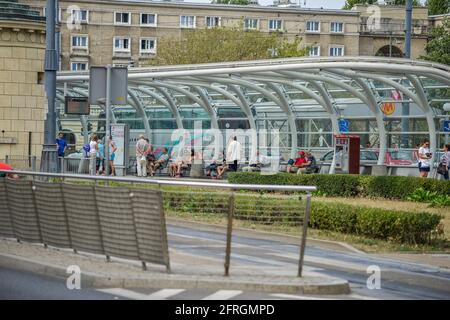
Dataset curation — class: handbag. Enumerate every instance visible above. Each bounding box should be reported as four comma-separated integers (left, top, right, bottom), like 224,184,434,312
437,162,447,175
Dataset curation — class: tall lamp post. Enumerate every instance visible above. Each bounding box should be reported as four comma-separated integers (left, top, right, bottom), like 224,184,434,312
400,0,413,148
40,0,58,173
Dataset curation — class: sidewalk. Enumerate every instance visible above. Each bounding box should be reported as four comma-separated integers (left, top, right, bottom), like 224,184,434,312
0,238,350,295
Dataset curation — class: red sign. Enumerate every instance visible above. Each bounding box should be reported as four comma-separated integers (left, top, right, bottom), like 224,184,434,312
381,102,396,115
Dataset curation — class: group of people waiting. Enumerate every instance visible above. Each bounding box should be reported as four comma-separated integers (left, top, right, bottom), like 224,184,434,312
135,135,171,177
418,140,450,180
86,133,117,176
286,150,318,174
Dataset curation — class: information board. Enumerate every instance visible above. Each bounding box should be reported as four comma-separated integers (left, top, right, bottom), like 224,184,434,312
65,97,90,115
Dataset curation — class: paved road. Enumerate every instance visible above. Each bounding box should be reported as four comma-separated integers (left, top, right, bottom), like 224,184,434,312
1,222,449,300
166,223,450,300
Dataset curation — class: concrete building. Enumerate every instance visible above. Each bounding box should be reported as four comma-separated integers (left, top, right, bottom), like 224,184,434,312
0,0,46,165
19,0,431,70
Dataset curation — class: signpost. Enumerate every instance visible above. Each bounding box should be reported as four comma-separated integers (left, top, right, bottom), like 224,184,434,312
110,124,129,176
339,119,349,133
89,66,128,177
64,96,90,115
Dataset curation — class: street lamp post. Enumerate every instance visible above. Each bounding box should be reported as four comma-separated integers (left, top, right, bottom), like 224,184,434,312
401,0,413,148
40,0,58,173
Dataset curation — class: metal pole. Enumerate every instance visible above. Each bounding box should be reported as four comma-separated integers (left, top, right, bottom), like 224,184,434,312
105,65,111,177
224,193,234,277
401,0,413,148
298,193,311,277
41,0,58,173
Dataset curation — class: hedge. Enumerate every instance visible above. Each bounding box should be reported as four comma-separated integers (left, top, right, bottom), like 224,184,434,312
228,172,450,199
310,202,442,244
163,191,443,245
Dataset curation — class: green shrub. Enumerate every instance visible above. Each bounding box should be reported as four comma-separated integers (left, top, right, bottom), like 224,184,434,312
228,172,450,200
310,202,442,245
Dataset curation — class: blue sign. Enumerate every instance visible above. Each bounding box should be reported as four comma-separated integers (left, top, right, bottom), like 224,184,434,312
339,119,349,133
444,120,450,133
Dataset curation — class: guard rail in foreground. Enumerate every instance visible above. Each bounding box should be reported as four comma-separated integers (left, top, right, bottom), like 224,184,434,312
0,170,316,277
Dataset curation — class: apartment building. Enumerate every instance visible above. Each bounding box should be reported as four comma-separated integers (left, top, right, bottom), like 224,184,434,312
20,0,430,70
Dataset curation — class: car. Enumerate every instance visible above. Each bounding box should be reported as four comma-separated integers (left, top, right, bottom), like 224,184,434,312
319,150,379,164
384,150,416,165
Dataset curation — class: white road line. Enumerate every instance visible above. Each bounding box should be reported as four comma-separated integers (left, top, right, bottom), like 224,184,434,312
97,288,149,300
202,290,243,300
146,289,186,300
270,293,336,300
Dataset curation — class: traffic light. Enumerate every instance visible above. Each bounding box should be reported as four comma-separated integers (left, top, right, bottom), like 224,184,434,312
87,122,93,133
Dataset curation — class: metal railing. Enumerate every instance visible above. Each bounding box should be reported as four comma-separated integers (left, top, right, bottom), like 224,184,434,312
2,155,39,171
0,170,316,277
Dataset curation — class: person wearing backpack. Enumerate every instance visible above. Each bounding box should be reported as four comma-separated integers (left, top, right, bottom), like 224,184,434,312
89,134,98,176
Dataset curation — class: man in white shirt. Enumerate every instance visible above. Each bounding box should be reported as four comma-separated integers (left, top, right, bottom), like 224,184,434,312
418,140,432,178
135,135,150,177
227,136,241,172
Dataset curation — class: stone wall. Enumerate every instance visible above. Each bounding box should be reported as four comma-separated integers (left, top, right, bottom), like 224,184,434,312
0,20,46,162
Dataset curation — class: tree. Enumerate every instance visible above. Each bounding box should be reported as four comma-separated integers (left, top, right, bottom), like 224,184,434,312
342,0,421,10
421,18,450,65
426,0,450,15
212,0,250,5
152,26,307,66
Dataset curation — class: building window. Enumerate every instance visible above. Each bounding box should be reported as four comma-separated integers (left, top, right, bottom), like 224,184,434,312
114,37,131,52
329,46,345,56
71,35,88,48
180,15,196,28
306,21,320,33
141,13,157,26
71,9,88,24
330,22,344,33
140,38,156,54
244,18,258,30
309,45,320,57
71,62,88,71
205,16,220,28
115,12,131,25
268,19,282,31
43,7,62,22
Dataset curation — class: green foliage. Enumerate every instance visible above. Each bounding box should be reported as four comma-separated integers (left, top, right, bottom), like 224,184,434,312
426,0,450,15
228,172,450,200
152,25,307,66
342,0,420,9
213,0,250,4
310,202,442,244
421,18,450,66
408,187,450,207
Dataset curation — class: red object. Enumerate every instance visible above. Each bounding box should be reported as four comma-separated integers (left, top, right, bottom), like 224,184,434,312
0,162,13,171
294,157,307,166
334,134,360,174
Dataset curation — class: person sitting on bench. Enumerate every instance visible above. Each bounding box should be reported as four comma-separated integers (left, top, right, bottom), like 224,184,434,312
297,151,319,174
152,148,170,173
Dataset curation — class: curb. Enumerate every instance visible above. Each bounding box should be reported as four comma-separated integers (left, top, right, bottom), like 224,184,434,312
0,253,351,295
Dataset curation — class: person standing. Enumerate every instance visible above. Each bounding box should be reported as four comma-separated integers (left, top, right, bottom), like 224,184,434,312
226,136,241,172
418,140,432,178
108,135,118,176
439,144,450,180
89,134,98,176
136,135,150,177
96,139,105,175
55,132,67,172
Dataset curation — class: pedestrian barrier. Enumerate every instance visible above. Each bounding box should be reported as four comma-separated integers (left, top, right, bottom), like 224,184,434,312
0,171,315,277
0,176,170,272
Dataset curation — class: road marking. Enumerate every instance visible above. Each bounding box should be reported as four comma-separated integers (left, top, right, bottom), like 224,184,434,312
202,290,243,300
270,293,335,300
97,288,149,300
146,289,186,300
